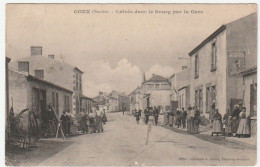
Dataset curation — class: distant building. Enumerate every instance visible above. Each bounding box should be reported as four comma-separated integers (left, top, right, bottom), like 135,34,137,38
8,68,73,127
169,68,191,110
9,46,84,114
93,91,119,112
80,95,93,114
129,86,143,114
188,12,257,117
141,74,171,109
110,90,130,111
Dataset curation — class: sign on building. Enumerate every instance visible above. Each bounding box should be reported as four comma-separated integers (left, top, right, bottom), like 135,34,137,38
228,52,245,77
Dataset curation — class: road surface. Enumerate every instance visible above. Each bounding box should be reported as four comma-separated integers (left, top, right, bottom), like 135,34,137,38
37,112,256,166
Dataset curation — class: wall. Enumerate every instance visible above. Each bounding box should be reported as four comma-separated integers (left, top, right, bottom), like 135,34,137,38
27,79,73,119
9,55,79,114
190,30,227,116
243,73,257,116
226,12,257,111
149,90,171,108
8,69,28,115
81,98,92,114
9,56,74,91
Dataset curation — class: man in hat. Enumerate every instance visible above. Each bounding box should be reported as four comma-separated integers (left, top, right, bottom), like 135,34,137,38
60,111,70,135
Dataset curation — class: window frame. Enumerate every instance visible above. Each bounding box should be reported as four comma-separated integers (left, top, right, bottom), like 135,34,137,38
211,41,217,71
194,54,199,78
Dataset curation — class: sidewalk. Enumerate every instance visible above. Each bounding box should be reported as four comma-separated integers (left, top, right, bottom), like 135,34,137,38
157,117,256,149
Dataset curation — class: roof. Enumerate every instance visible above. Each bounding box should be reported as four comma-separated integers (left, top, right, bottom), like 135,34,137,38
80,95,93,100
27,75,73,93
107,96,118,100
240,66,257,76
146,74,169,83
74,67,83,74
129,86,140,96
189,25,226,56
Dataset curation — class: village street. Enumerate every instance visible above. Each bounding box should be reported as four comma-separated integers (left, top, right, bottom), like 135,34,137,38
33,112,256,166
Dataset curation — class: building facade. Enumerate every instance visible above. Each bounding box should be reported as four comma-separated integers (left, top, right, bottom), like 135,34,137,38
241,66,257,137
141,74,171,109
8,68,73,128
80,95,93,114
189,13,257,117
9,46,83,114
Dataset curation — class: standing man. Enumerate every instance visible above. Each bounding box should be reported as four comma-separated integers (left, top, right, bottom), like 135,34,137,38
181,108,187,128
144,108,149,124
135,108,142,124
153,106,159,126
123,106,126,115
60,111,69,136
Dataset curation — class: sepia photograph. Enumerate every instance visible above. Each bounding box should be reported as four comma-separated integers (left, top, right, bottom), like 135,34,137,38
4,3,257,166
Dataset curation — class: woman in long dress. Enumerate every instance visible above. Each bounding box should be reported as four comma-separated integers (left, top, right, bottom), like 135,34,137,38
236,107,250,138
168,108,174,127
162,106,169,125
187,107,192,133
193,106,200,134
211,109,222,136
223,109,232,136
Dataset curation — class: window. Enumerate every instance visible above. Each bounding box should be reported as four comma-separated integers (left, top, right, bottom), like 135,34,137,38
211,42,217,71
18,61,29,73
64,95,70,111
148,84,154,89
195,55,199,78
106,99,109,103
79,75,82,91
155,84,160,89
195,88,203,112
199,89,203,112
76,74,78,89
107,106,109,110
211,86,216,105
206,87,211,113
35,70,44,79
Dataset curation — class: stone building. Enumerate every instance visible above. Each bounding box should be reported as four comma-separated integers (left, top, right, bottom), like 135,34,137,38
141,74,171,109
8,68,73,128
169,68,191,110
240,66,257,137
188,12,257,117
129,86,143,114
110,90,130,111
80,95,93,114
9,46,83,114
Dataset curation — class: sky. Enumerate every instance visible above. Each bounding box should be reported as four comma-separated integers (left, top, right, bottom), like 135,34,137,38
6,4,257,97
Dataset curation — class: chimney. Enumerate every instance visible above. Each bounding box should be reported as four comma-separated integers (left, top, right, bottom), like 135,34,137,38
48,54,54,59
182,66,188,70
31,46,42,56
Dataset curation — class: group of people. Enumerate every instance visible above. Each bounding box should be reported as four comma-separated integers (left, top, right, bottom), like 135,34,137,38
60,108,107,135
211,103,250,138
132,102,251,138
133,106,160,125
163,107,189,129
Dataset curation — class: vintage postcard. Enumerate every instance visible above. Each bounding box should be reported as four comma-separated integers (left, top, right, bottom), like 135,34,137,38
5,3,257,166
